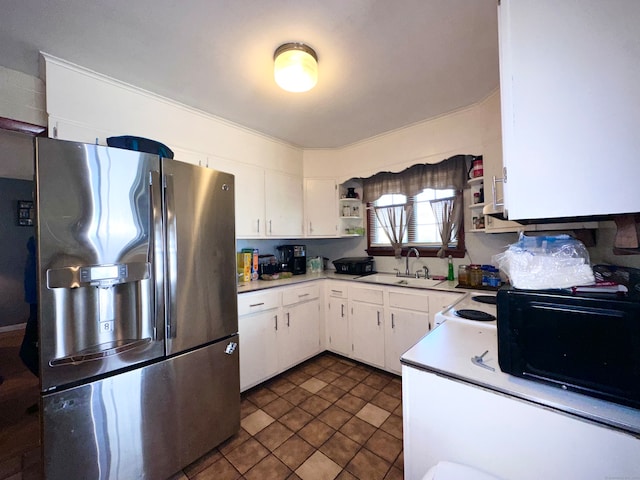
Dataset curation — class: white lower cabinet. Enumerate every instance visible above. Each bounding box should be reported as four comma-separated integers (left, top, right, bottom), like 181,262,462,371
238,283,320,391
349,286,385,369
239,308,280,392
280,294,321,370
403,364,640,480
326,282,350,356
240,280,466,390
385,290,431,375
238,290,281,391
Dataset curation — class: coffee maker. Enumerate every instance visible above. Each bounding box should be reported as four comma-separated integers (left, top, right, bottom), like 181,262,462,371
277,245,306,275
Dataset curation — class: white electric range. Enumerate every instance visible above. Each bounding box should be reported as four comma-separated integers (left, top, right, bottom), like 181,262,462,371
433,290,497,328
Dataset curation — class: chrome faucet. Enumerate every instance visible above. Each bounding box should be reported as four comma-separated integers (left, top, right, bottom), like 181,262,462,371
422,265,430,279
405,247,420,276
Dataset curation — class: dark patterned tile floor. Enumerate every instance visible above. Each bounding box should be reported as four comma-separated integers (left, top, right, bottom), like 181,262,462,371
172,352,403,480
0,346,403,480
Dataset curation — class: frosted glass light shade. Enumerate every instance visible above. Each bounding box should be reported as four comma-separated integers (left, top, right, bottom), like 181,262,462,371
274,43,318,93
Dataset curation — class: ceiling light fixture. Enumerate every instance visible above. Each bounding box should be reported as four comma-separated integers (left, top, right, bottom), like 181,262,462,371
273,42,318,93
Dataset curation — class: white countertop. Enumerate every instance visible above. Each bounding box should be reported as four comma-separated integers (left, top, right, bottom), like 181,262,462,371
401,320,640,436
237,271,464,294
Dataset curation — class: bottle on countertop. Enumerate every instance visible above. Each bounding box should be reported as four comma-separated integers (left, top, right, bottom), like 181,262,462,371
447,255,455,281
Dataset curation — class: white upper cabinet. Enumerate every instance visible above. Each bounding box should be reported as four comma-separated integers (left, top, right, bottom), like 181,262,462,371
208,159,305,239
304,178,338,237
499,0,640,220
208,157,266,238
265,171,304,237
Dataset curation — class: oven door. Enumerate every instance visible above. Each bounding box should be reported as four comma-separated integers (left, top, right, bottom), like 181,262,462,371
497,288,640,408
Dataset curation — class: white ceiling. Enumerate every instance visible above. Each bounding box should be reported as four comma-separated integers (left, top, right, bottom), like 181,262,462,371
0,0,500,148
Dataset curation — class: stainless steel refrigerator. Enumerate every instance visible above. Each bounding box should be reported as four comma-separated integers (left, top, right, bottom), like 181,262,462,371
35,138,240,479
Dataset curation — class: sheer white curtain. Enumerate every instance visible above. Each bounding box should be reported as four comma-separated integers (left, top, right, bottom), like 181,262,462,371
430,193,463,258
373,203,413,258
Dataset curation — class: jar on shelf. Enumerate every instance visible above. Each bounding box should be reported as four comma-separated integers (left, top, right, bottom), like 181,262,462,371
342,205,351,217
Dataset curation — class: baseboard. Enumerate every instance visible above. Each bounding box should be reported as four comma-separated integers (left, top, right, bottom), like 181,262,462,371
0,322,26,333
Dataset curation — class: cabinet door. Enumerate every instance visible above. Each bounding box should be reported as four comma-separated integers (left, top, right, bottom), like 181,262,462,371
327,296,350,356
280,299,321,370
172,148,207,167
499,0,640,220
385,308,431,375
350,301,385,368
482,137,535,233
209,157,266,238
304,178,338,237
49,117,105,145
238,309,279,391
265,171,303,237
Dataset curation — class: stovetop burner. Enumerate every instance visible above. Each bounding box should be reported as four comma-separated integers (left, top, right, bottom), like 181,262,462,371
471,295,497,305
454,309,497,322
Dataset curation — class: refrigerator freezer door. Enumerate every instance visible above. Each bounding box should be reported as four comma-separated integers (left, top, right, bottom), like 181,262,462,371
36,138,165,392
162,160,237,354
42,335,241,480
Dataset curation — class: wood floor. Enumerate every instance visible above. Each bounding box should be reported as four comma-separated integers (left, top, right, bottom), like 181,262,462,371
0,328,41,480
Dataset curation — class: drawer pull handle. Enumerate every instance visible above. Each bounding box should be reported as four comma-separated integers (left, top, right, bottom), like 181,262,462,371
298,293,309,298
391,313,395,329
249,302,265,308
377,311,381,326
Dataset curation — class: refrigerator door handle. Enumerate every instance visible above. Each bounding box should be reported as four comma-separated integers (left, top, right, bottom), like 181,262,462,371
165,173,178,339
150,170,164,341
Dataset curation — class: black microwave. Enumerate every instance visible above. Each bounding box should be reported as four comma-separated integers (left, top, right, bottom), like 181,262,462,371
497,286,640,409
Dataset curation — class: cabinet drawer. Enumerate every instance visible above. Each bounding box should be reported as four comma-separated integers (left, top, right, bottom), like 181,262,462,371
327,283,348,299
238,290,281,316
282,283,320,306
389,290,429,312
350,286,384,305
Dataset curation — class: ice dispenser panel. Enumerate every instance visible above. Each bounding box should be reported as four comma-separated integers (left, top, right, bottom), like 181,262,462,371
41,262,160,390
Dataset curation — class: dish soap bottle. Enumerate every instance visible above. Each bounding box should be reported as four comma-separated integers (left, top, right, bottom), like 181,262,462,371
447,255,455,281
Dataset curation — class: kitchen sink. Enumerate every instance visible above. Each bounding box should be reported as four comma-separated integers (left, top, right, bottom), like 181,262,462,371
354,274,444,289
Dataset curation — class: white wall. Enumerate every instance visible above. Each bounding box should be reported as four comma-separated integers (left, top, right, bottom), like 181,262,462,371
303,99,485,183
43,54,303,176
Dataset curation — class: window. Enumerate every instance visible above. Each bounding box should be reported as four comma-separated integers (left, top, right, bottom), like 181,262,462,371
366,188,465,257
361,154,474,258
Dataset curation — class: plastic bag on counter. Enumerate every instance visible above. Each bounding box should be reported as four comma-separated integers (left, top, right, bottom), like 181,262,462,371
493,233,595,290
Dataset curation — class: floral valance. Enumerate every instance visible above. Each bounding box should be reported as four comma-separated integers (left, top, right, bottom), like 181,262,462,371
362,154,473,203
